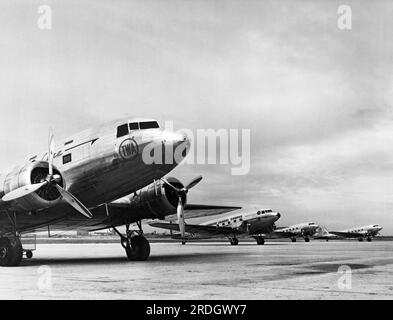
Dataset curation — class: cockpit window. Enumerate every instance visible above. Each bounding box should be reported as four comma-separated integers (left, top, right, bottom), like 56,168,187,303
117,124,129,138
139,121,159,130
129,122,139,130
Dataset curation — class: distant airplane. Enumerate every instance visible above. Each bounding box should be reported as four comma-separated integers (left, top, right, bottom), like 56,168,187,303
313,226,337,241
150,208,281,245
328,224,383,242
271,222,320,242
0,117,240,266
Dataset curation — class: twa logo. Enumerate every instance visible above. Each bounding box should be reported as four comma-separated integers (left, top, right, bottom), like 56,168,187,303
119,138,139,160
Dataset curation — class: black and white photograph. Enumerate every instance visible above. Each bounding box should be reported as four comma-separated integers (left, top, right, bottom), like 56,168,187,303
1,0,393,306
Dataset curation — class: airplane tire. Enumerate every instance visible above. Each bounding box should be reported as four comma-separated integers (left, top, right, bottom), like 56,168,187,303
304,237,310,243
125,235,150,261
291,237,297,243
230,238,239,246
0,237,23,267
367,237,372,242
26,250,33,259
256,238,265,245
358,238,363,242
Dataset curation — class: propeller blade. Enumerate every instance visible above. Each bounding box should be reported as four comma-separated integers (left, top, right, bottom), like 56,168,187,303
55,185,93,219
2,182,48,202
48,128,55,176
185,175,202,191
177,197,185,239
161,178,181,192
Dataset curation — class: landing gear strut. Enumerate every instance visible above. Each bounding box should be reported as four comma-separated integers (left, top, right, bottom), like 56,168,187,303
256,237,265,245
229,237,239,246
0,237,23,267
113,222,150,261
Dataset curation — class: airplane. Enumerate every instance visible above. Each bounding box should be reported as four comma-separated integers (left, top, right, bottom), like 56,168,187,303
328,224,383,242
312,226,337,241
150,208,281,245
0,117,240,266
271,222,320,242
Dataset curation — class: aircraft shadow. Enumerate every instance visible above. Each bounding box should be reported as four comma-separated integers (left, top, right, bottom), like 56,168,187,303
20,252,248,266
191,243,287,247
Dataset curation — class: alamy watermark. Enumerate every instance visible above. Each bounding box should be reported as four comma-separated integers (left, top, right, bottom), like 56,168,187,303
337,5,352,30
141,121,251,176
37,5,52,30
37,265,53,291
337,265,352,290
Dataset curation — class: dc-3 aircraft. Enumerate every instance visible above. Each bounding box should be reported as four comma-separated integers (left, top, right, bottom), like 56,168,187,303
0,117,240,266
314,225,383,242
150,208,281,245
271,222,320,242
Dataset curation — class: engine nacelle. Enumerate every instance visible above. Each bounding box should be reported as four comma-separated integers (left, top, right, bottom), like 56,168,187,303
2,161,64,213
125,177,186,220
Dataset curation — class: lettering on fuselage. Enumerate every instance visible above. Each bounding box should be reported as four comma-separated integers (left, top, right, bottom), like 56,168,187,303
119,138,139,160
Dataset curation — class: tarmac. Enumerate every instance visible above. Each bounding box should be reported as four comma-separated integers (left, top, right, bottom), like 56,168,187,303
1,240,393,299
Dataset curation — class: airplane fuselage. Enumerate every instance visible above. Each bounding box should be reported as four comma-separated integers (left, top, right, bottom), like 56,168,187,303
203,209,281,235
0,117,189,235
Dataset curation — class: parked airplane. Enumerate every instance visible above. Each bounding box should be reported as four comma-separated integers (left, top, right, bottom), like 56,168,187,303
329,224,383,242
313,226,337,241
0,117,240,266
272,222,320,242
150,208,281,245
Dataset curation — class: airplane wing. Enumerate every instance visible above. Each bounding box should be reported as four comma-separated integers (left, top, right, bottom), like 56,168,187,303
149,222,236,237
270,231,297,238
165,204,242,221
329,231,364,238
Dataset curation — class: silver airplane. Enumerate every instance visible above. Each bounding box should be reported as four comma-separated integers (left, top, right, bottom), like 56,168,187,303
328,224,383,242
0,117,240,266
150,208,281,245
271,222,320,242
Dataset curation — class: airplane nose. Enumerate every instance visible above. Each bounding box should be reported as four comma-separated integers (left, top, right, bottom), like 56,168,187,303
161,130,191,163
162,130,189,144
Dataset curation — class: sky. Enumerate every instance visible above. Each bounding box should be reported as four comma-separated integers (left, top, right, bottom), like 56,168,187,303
1,0,393,233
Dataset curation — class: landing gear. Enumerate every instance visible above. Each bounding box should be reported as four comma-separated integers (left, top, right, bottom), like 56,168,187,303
291,237,297,242
114,222,151,261
229,237,239,246
358,237,364,242
304,237,310,243
0,237,23,267
366,237,372,242
25,250,33,259
181,241,187,245
256,237,265,245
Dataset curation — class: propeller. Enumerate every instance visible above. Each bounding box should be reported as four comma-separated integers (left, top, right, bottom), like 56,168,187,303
161,176,203,240
2,130,93,219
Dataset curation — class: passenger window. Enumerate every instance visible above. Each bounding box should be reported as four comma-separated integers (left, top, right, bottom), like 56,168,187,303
139,121,159,129
63,154,72,164
117,124,129,138
129,122,139,130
